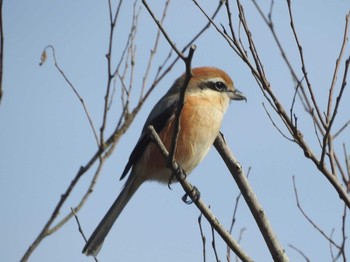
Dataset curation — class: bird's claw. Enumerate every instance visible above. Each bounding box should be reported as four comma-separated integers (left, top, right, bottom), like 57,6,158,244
168,165,186,189
182,186,200,204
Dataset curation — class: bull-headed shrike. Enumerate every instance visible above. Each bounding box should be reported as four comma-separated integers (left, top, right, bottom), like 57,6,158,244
83,67,246,256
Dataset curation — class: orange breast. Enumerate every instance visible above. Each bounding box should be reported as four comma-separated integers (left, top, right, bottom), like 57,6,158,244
136,94,227,183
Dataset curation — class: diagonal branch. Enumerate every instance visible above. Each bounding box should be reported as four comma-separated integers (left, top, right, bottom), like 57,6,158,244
142,0,185,60
148,126,253,262
214,134,289,262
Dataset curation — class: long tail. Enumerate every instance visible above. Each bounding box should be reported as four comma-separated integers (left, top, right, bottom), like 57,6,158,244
82,174,142,257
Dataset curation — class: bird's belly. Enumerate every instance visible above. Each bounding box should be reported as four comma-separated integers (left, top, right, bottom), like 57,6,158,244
137,105,225,183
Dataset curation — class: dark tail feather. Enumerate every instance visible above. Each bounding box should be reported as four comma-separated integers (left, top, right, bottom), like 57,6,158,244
82,175,142,257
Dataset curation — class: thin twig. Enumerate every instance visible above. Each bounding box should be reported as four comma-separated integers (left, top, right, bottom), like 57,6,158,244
326,12,350,123
168,46,195,163
262,103,294,142
250,0,323,134
211,225,221,262
198,213,207,262
139,0,223,107
40,45,99,146
321,56,350,165
334,119,350,139
288,244,310,262
143,0,197,165
290,77,304,126
340,203,348,261
235,228,246,262
100,0,125,146
292,176,341,249
227,167,251,262
343,144,350,192
142,0,185,60
71,208,99,262
229,167,252,234
0,0,3,105
286,0,325,129
192,0,246,62
140,0,170,100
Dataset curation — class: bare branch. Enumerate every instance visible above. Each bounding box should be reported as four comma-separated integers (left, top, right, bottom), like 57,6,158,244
140,0,170,100
251,0,324,133
22,1,227,260
262,102,294,142
286,0,325,129
334,119,350,139
288,244,310,262
343,144,350,192
340,204,348,261
214,134,289,262
198,213,207,262
229,167,252,235
71,208,99,262
40,45,100,147
321,55,350,166
327,12,350,123
292,176,341,249
192,0,246,61
139,0,223,106
227,168,251,262
226,0,350,208
100,0,125,145
142,0,185,60
211,224,221,262
148,126,253,262
168,46,196,163
234,228,247,262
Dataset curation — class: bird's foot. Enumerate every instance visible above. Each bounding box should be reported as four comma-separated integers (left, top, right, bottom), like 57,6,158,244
182,186,200,204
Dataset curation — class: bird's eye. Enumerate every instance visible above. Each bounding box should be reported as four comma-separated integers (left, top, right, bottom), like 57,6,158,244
215,81,226,91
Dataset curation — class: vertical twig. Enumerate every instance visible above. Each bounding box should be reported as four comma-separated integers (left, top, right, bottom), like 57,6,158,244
140,0,171,100
198,213,207,262
326,12,350,123
227,167,251,262
71,208,99,262
211,225,221,262
286,0,325,129
320,56,350,165
0,0,3,105
100,0,124,146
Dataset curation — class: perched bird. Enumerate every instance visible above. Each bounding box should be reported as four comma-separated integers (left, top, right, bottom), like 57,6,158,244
83,67,246,256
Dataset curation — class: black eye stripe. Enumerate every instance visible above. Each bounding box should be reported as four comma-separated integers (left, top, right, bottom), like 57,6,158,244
209,81,227,92
198,80,228,92
214,81,226,90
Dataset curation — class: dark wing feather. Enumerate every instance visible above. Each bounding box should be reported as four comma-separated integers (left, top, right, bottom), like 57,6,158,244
119,100,177,180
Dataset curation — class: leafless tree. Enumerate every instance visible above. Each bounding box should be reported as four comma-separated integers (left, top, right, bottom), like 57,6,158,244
17,0,349,261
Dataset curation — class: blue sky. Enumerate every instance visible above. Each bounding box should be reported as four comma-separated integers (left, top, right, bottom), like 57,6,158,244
2,0,350,261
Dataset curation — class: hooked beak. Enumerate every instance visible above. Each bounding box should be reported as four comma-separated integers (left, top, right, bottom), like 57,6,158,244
229,89,247,102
